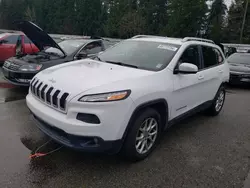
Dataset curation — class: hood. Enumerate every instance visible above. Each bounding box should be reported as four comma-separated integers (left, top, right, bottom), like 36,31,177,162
16,21,66,56
229,63,250,74
36,59,154,96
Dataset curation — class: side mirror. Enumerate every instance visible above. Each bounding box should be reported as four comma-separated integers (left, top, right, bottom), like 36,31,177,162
76,51,88,60
175,63,198,74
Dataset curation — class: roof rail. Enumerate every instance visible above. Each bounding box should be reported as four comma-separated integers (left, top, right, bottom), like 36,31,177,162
132,35,167,39
183,37,215,44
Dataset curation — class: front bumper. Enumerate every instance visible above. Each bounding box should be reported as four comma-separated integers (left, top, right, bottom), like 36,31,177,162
26,93,135,151
2,67,36,86
230,72,250,83
31,113,122,153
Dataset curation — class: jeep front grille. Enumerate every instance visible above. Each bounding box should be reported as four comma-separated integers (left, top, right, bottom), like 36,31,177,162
30,78,69,113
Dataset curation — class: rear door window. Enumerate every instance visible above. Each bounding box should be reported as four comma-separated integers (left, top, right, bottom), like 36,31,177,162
201,46,219,68
214,48,224,64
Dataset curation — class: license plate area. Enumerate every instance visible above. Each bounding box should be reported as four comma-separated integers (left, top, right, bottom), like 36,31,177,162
241,78,250,82
240,74,250,78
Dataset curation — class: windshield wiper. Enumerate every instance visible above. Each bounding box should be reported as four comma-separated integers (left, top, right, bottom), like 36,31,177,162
93,56,103,62
105,61,138,68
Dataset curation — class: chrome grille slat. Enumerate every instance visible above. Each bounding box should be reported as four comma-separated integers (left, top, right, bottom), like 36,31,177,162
36,82,43,98
52,90,60,107
46,87,54,104
41,84,48,101
57,92,64,109
60,93,69,109
33,80,39,96
38,82,45,99
30,78,36,86
30,78,69,113
30,78,35,93
50,89,56,106
44,85,50,102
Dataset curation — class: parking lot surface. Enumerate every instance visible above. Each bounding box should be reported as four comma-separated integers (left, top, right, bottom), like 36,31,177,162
0,83,250,188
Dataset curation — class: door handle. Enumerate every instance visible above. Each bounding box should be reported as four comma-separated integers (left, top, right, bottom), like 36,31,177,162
198,75,204,80
218,70,223,73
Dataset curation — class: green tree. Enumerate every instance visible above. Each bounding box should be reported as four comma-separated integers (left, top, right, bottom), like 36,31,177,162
0,0,27,29
207,0,227,42
119,11,146,38
139,0,168,35
164,0,208,37
225,0,250,43
0,0,229,41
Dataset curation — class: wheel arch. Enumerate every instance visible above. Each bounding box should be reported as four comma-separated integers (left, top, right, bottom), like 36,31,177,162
220,82,227,88
122,99,169,140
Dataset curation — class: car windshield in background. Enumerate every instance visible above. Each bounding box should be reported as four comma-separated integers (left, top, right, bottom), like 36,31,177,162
53,38,64,43
0,33,7,39
98,40,180,71
45,40,86,56
227,53,250,65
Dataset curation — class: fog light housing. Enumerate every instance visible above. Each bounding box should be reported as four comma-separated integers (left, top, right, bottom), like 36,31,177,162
76,113,100,124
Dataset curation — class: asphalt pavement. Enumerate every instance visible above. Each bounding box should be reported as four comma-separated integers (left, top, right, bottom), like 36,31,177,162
0,81,250,188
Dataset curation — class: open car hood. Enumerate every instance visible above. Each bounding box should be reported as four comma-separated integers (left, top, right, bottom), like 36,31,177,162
16,21,66,56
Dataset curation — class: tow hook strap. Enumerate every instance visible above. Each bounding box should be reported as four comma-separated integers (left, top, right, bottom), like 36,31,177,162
29,139,63,159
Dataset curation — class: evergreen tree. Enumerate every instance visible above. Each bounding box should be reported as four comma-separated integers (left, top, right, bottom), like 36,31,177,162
225,0,250,43
207,0,227,42
0,0,248,43
164,0,208,37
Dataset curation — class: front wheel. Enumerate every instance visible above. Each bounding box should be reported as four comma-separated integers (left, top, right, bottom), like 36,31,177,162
205,86,226,116
121,108,162,162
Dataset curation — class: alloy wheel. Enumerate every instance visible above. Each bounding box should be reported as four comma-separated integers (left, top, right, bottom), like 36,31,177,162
215,91,225,112
135,118,158,154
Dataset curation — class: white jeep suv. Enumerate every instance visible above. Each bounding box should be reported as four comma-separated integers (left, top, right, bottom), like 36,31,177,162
26,36,229,161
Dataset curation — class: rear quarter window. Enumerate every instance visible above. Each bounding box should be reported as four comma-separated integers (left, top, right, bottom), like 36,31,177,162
24,36,32,44
214,48,224,64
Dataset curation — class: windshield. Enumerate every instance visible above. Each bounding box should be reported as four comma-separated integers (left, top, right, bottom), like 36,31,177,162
45,40,86,56
98,40,180,71
227,53,250,65
0,33,6,39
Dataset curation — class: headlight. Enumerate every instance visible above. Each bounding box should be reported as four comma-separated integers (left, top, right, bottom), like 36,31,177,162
78,90,131,102
4,60,11,67
19,64,42,71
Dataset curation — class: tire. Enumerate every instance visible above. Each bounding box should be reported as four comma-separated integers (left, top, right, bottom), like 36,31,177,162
121,108,162,162
205,86,226,116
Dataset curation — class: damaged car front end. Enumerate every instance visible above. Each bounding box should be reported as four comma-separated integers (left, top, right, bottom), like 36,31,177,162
2,52,61,86
2,21,105,86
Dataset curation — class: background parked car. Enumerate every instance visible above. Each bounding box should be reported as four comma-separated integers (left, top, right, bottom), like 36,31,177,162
2,21,109,86
0,32,39,64
227,53,250,84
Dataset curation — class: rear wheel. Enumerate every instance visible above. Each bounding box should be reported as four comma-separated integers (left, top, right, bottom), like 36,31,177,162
205,86,226,116
121,108,162,162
